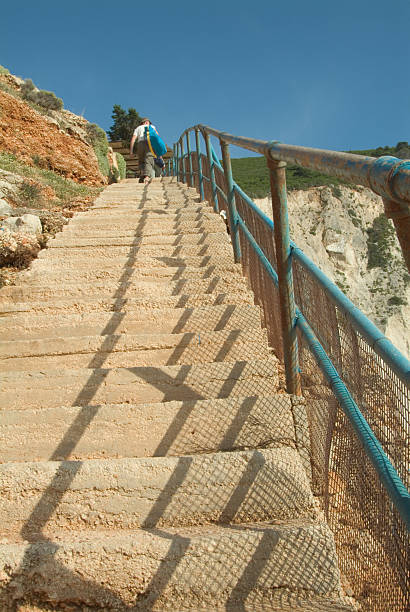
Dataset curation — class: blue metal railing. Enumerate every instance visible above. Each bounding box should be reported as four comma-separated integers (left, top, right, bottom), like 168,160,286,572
173,125,410,526
173,125,410,608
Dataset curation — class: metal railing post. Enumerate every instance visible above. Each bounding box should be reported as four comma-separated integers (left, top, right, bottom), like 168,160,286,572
173,144,178,178
204,132,219,212
195,128,205,201
179,139,186,184
220,139,241,262
186,132,194,187
267,157,301,395
173,144,177,177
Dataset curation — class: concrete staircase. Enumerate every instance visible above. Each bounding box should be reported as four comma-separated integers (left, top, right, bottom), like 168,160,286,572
0,178,353,611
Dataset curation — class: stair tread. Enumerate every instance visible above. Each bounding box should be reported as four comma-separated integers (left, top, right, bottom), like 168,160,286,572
0,304,262,338
0,328,271,370
0,394,296,462
0,521,343,611
0,275,249,302
0,177,349,611
0,447,315,536
0,290,254,315
0,358,279,409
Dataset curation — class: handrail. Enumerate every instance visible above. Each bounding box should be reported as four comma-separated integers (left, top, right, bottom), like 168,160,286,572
237,214,410,530
193,124,410,273
210,145,410,385
196,125,410,205
173,124,410,535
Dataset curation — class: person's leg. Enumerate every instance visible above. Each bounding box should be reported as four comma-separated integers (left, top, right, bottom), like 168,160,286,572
137,141,146,181
145,152,155,179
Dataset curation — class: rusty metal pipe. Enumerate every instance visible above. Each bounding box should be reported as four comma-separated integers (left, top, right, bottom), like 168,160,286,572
197,125,410,205
220,139,241,262
267,158,301,396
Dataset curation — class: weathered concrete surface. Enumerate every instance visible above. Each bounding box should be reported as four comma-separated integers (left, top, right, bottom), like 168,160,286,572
36,241,233,260
0,328,271,370
0,358,279,410
0,288,254,315
0,448,315,536
31,253,233,270
0,522,344,611
0,178,351,611
0,275,250,302
48,230,230,248
22,262,243,285
0,303,262,340
0,395,297,462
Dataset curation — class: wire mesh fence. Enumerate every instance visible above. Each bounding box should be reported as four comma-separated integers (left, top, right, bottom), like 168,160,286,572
176,138,409,610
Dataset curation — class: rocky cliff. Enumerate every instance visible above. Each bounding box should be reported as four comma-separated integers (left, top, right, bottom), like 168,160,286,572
254,185,409,359
0,70,107,284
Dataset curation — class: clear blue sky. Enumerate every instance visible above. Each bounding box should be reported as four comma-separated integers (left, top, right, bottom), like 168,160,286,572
1,0,409,157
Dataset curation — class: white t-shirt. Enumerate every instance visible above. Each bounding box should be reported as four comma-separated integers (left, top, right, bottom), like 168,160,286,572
133,124,157,142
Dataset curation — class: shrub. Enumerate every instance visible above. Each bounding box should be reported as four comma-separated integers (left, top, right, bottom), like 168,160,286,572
108,167,120,184
86,123,110,177
18,181,43,207
388,296,407,307
0,65,10,75
116,153,126,179
21,78,63,111
367,214,396,270
21,79,37,102
35,89,63,111
331,185,343,199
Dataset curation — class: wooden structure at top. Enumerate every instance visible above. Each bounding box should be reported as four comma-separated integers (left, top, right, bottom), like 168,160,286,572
110,141,173,176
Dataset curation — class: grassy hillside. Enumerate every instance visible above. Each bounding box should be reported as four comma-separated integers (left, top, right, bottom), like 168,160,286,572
230,142,409,199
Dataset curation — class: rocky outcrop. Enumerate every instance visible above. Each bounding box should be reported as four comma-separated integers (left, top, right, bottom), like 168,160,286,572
255,185,409,358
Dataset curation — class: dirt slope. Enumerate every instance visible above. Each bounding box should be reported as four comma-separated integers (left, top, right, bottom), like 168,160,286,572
0,89,103,185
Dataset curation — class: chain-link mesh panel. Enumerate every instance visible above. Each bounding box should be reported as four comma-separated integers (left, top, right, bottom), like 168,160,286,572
173,147,408,610
293,256,409,611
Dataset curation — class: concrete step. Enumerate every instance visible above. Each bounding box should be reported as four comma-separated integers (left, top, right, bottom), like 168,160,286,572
48,231,229,249
0,328,271,370
59,219,224,237
90,199,206,211
0,303,262,340
0,358,278,410
21,262,242,285
35,241,232,260
0,276,249,303
29,253,232,271
0,447,314,537
67,206,216,219
0,521,345,611
0,394,297,462
71,206,210,221
0,291,253,315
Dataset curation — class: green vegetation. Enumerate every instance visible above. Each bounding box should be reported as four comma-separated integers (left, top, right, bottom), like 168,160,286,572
347,206,361,229
85,123,110,178
230,156,352,198
0,65,9,75
107,105,143,144
349,141,410,160
18,181,43,208
367,213,396,270
0,152,101,207
229,141,410,199
388,296,407,307
21,79,63,111
116,153,126,179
